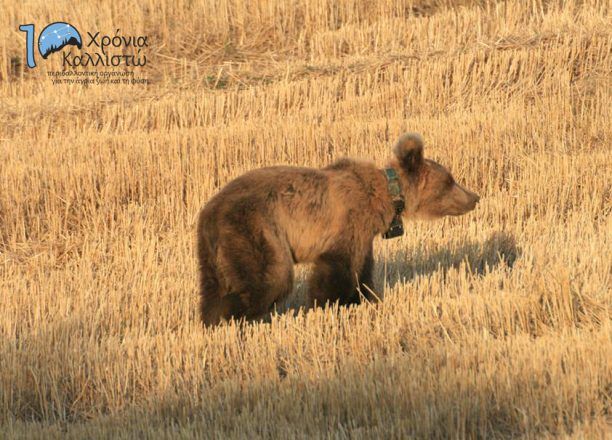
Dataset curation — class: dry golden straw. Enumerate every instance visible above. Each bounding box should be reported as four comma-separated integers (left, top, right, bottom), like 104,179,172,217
0,0,610,438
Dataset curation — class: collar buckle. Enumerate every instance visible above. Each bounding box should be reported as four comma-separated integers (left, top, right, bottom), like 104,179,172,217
392,199,405,215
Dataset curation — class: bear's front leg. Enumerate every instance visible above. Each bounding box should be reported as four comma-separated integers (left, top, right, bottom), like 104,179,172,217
308,250,360,307
357,243,377,301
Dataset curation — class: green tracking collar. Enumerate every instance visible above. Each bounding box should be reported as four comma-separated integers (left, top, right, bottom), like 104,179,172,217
382,168,405,239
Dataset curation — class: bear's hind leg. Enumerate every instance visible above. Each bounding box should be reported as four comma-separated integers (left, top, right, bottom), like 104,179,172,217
198,237,229,326
216,227,294,324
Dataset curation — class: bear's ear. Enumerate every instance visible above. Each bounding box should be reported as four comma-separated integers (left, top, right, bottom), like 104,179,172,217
393,132,423,173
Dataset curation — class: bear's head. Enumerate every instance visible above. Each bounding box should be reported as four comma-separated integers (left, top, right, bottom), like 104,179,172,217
391,133,480,219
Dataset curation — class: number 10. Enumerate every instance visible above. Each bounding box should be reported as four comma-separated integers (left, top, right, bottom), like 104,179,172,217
19,24,36,68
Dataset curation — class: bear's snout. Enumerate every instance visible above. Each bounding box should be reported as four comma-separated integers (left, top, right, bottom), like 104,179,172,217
452,185,480,215
468,192,480,210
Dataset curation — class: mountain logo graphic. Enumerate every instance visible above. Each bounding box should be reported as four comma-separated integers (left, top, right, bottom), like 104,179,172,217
19,22,83,68
39,22,82,59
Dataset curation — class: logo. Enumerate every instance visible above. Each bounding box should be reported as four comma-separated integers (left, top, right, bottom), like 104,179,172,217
18,21,150,86
19,22,82,68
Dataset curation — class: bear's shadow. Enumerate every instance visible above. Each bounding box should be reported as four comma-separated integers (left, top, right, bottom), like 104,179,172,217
381,230,519,290
277,231,519,314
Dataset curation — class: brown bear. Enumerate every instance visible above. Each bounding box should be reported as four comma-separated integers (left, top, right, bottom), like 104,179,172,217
196,133,479,326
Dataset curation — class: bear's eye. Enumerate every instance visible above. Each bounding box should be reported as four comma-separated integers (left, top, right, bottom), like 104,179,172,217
446,176,455,187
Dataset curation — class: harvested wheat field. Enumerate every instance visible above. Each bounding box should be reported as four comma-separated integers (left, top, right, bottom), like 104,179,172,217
0,0,610,438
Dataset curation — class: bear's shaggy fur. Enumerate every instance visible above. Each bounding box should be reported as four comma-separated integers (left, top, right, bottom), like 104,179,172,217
196,133,479,325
